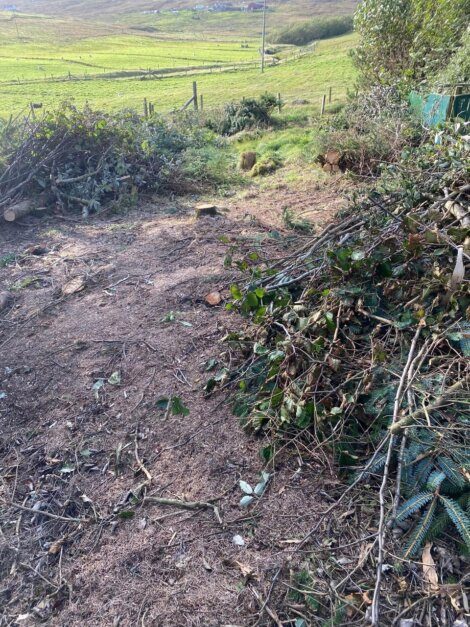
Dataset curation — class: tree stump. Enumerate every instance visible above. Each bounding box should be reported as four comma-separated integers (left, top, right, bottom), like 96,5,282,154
239,151,257,171
195,203,218,218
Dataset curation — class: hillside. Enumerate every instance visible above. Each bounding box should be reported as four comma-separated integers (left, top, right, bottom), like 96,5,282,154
9,0,358,34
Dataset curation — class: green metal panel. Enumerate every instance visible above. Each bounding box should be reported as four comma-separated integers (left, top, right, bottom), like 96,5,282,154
422,94,451,126
409,90,470,125
453,94,470,121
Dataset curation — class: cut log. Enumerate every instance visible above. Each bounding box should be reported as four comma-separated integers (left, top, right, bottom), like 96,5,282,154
4,200,35,222
205,291,222,306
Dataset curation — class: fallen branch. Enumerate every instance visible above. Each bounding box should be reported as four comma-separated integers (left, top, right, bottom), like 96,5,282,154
9,502,87,523
390,375,469,434
144,496,222,524
370,322,424,626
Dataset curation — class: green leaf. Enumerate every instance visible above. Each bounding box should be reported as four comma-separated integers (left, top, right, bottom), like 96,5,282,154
426,471,446,491
440,496,470,548
240,495,255,507
396,492,433,522
253,342,269,356
204,358,218,372
171,396,190,416
254,481,266,496
403,498,437,558
161,311,176,322
239,480,253,495
230,284,242,300
351,250,366,261
437,457,466,489
260,445,273,462
59,463,75,474
244,291,259,309
324,312,336,332
156,397,170,410
119,510,135,520
108,371,121,386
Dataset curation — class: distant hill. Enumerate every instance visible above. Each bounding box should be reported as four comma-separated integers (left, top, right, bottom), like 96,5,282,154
9,0,358,22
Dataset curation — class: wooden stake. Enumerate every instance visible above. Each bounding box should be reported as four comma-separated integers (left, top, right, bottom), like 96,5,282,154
143,98,149,119
193,81,198,111
321,94,326,115
277,92,281,113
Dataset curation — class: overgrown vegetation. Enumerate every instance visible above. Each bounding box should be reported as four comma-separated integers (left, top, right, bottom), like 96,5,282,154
316,86,420,175
272,15,353,46
353,0,470,88
205,94,278,136
0,105,234,216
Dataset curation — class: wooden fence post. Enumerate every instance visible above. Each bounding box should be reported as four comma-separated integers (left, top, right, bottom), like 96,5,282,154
193,81,198,111
143,98,149,118
321,94,326,115
328,86,332,103
278,92,281,113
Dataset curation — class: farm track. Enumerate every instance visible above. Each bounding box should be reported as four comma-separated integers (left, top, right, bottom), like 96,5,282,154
0,183,341,625
0,47,312,88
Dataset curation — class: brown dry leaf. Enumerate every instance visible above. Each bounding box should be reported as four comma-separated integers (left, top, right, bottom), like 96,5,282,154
422,542,439,593
205,291,222,306
202,556,212,572
357,541,374,569
61,276,86,296
362,591,372,606
48,538,64,555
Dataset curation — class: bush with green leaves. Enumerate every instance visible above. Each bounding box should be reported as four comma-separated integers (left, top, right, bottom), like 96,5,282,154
205,94,278,136
353,0,470,87
316,86,420,175
271,15,353,46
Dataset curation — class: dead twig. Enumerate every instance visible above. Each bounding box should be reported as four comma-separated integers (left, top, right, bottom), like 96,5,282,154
143,496,222,525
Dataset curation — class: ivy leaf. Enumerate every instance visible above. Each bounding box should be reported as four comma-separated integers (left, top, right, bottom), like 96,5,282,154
171,396,190,416
230,284,242,300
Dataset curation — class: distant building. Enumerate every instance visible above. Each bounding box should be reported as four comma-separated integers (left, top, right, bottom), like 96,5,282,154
246,2,263,10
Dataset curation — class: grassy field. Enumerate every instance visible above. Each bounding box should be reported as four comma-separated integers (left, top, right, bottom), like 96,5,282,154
0,26,357,117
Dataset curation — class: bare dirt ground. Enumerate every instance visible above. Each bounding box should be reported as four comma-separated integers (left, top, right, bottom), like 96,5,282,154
0,181,343,626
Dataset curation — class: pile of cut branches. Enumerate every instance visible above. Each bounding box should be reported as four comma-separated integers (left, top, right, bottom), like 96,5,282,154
0,105,198,220
221,122,469,624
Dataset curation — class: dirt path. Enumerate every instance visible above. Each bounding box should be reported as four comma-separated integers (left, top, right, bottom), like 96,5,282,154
0,184,341,626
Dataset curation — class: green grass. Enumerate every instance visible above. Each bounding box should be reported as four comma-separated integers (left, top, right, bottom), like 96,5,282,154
0,12,261,84
0,32,357,116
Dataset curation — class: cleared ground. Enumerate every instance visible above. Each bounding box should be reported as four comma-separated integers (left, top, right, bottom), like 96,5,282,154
0,180,344,626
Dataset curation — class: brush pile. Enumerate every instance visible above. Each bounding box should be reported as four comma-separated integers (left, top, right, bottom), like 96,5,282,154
0,105,200,220
224,123,469,623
